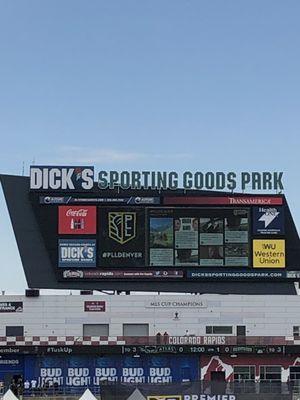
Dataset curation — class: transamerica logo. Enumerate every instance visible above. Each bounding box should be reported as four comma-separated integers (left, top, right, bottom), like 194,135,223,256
108,212,136,244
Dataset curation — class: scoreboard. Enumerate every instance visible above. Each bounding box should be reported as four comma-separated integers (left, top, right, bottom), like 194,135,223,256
1,167,300,293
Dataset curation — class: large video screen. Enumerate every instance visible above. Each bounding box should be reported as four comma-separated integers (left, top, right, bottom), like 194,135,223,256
3,171,300,292
27,194,293,283
147,208,249,267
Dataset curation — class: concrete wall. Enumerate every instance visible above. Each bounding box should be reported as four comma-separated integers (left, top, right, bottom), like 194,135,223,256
0,294,299,337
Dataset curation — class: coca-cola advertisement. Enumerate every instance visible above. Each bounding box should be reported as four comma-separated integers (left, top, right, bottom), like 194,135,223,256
58,206,96,234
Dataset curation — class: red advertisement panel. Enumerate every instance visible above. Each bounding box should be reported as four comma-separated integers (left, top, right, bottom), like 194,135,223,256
58,206,96,234
201,354,296,382
164,196,283,206
84,301,106,312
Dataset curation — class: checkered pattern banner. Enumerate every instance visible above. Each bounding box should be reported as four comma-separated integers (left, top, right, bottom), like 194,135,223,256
0,336,126,346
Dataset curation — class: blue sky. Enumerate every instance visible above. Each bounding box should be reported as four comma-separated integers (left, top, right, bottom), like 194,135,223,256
0,1,300,292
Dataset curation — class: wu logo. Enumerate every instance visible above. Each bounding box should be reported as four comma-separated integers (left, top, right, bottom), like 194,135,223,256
108,212,136,244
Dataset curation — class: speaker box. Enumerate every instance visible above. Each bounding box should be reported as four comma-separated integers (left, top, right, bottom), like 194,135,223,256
25,289,40,297
80,290,93,295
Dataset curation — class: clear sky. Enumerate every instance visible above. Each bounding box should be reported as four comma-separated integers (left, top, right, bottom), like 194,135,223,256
0,1,300,292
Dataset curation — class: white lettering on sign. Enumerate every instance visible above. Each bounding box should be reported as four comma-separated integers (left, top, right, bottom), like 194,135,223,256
93,368,118,383
148,367,172,383
40,368,62,377
146,300,207,308
30,167,94,190
66,368,91,387
66,209,88,217
121,368,145,383
168,336,226,345
61,247,94,259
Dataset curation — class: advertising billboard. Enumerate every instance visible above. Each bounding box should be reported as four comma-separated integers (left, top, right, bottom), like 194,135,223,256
23,354,199,386
84,301,106,312
0,302,23,313
58,240,96,267
1,168,300,293
253,240,285,268
252,206,284,235
58,206,97,234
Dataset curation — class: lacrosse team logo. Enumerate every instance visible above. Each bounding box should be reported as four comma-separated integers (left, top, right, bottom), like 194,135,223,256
108,212,136,244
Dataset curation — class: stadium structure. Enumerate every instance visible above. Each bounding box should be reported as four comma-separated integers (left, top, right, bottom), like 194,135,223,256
1,167,300,400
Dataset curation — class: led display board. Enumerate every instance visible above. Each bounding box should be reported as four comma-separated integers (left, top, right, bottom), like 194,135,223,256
1,168,300,293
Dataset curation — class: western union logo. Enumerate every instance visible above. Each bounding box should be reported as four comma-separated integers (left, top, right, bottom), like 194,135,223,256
108,212,136,244
253,239,285,268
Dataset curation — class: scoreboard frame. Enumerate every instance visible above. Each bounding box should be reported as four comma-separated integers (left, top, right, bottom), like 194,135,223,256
1,173,300,294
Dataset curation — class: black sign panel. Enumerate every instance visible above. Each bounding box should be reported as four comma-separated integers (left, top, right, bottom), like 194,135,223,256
0,302,23,313
122,345,285,355
39,196,160,205
98,207,145,267
0,345,122,355
101,384,293,400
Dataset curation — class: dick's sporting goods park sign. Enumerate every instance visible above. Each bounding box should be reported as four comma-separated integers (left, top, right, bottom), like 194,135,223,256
29,166,284,191
1,165,300,293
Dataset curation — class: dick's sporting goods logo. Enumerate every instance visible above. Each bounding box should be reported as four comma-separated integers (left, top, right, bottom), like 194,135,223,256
108,212,136,244
30,166,94,190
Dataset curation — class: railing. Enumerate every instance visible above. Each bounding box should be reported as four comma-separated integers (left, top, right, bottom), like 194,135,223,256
4,381,300,398
0,335,297,346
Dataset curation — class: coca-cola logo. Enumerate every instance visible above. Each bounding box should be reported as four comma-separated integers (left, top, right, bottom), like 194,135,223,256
66,208,88,217
59,206,96,234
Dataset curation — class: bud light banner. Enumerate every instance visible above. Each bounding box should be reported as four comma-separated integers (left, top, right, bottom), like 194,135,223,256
58,240,96,267
23,355,198,387
98,208,145,267
253,207,284,235
58,206,97,234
